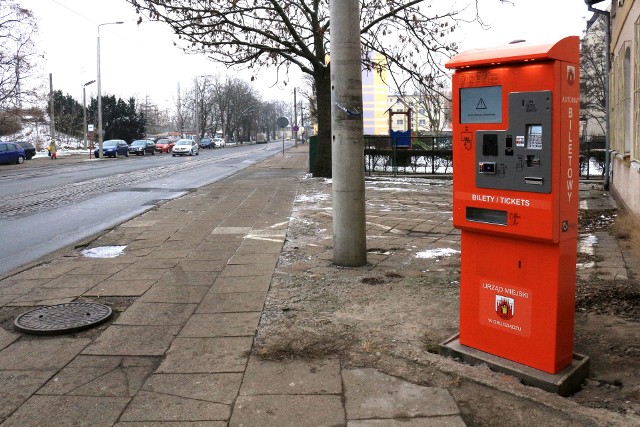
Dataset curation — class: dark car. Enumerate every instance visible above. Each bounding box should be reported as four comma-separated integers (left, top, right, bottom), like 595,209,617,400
129,139,156,156
0,141,26,164
15,141,36,159
199,138,213,149
94,139,129,158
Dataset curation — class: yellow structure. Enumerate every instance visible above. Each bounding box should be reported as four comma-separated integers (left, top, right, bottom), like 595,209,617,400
362,53,389,135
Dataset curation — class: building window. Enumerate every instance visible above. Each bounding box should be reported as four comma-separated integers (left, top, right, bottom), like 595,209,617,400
610,41,631,155
396,119,404,125
419,119,427,125
418,108,426,114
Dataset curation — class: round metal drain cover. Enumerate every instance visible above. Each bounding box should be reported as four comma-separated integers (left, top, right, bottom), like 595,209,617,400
14,302,113,335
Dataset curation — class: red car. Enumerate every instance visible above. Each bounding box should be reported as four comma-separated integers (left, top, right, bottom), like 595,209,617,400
155,138,176,153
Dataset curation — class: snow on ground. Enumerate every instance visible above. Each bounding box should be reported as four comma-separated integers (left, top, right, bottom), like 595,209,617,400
81,246,127,258
33,148,92,159
415,248,460,259
579,234,598,255
295,194,330,203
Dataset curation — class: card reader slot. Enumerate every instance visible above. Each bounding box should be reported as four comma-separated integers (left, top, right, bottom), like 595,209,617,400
524,176,544,185
466,207,507,226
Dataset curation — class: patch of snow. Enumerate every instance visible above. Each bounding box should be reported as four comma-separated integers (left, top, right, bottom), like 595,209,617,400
295,194,330,203
81,245,127,258
367,187,418,192
579,234,598,255
577,262,596,270
415,248,460,259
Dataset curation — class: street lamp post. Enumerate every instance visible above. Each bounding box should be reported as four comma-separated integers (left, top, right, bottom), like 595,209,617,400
83,80,96,151
97,21,123,159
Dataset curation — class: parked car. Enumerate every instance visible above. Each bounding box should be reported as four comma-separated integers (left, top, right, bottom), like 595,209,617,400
155,138,173,153
199,138,213,149
94,139,129,158
14,141,36,159
172,139,199,156
0,141,26,164
213,137,225,148
129,139,156,156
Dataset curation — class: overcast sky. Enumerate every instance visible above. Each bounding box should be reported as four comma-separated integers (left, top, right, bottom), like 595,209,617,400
20,0,604,109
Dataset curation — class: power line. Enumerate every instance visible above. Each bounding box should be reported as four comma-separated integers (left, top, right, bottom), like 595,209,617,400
50,0,100,26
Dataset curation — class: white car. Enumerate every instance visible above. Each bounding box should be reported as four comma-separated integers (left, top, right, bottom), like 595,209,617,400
213,137,225,148
172,139,199,156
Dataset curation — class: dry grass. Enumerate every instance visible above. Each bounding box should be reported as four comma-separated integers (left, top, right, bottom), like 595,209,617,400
611,212,640,256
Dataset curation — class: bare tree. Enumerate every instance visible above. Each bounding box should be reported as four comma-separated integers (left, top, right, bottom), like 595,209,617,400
127,0,481,177
186,75,221,139
256,100,279,140
581,15,607,136
416,78,451,137
219,78,260,142
0,1,38,134
173,85,189,138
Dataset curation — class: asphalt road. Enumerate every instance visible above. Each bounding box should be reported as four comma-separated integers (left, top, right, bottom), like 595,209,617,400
0,141,294,277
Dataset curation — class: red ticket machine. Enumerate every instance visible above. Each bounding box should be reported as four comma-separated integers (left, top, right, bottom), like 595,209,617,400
446,37,580,374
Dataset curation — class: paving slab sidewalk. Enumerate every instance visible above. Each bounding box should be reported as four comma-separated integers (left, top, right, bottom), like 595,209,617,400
0,145,465,426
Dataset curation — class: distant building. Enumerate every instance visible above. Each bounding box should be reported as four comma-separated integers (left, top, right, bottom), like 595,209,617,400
361,53,451,136
387,94,450,135
362,53,389,135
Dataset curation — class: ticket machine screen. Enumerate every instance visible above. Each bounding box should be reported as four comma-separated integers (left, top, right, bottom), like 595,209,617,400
460,86,502,124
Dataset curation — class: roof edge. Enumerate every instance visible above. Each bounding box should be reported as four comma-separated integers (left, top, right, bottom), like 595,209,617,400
446,36,580,69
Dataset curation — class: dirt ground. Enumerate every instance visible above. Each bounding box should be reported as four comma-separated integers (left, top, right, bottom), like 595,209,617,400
254,176,640,426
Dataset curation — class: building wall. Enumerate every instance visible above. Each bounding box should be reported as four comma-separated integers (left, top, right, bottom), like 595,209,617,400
362,53,389,135
609,0,640,215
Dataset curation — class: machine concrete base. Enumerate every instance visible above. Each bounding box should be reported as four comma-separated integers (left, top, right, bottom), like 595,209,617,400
439,334,590,396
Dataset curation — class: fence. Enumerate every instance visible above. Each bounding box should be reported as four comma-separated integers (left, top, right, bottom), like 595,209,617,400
364,135,452,176
363,134,607,178
580,135,606,180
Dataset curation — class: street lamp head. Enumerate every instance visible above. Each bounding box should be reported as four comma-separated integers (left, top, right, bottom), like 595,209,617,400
84,80,96,87
98,21,125,32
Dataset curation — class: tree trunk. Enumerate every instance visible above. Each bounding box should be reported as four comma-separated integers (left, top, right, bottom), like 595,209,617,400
313,65,332,177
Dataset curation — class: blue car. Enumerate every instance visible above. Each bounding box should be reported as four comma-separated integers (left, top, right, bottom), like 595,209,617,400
0,141,26,164
94,139,129,158
199,138,213,149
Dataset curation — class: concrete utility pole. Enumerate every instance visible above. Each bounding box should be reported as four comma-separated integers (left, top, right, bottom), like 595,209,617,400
330,0,367,267
49,73,55,144
195,77,199,145
83,80,96,149
97,21,123,158
293,88,298,148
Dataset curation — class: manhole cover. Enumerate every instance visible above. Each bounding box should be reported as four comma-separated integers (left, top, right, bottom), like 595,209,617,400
14,302,113,335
